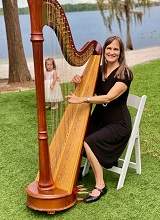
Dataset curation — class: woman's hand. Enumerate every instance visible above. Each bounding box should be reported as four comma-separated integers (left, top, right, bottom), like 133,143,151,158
71,74,82,84
66,93,85,104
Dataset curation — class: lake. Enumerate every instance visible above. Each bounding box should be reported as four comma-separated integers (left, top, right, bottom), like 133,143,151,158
0,5,160,59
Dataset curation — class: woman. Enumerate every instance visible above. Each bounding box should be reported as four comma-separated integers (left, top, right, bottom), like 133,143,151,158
68,36,133,203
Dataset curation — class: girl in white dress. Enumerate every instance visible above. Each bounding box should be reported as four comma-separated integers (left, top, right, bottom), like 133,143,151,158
44,58,63,109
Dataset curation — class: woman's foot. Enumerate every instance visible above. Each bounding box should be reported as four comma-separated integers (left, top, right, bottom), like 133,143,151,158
84,186,108,203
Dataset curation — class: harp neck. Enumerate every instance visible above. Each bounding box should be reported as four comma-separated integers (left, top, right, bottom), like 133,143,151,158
28,0,102,66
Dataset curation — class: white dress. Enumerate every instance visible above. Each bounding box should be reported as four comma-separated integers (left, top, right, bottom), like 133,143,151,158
44,70,63,103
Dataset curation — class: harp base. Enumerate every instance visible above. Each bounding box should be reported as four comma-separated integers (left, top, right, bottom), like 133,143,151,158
26,181,77,213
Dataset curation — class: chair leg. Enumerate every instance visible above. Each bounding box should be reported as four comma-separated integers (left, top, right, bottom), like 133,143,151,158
135,132,141,174
117,137,136,190
117,158,130,190
82,159,90,177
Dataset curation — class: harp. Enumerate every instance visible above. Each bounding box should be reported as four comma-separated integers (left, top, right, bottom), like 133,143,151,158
26,0,102,213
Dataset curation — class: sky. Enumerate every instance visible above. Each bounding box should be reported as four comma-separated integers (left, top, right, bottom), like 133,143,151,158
0,0,97,8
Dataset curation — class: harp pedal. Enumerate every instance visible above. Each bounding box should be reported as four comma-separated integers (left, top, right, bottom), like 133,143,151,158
77,184,89,202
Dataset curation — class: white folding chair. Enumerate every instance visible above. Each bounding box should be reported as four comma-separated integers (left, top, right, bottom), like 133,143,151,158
82,94,147,190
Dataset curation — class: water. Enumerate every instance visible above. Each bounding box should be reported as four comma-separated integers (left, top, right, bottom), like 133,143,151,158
0,6,160,59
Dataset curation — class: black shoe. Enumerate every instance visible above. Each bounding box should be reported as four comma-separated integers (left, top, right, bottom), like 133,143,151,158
84,186,108,203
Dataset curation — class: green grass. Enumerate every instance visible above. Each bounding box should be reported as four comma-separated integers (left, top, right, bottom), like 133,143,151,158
0,60,160,219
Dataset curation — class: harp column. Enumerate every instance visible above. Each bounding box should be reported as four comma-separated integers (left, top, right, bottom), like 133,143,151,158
27,1,54,191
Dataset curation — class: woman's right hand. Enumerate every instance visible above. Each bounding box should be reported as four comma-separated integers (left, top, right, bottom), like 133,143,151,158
66,93,85,104
71,74,82,84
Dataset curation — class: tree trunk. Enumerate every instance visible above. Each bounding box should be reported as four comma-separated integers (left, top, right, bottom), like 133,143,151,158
2,0,32,83
125,4,133,50
126,20,133,50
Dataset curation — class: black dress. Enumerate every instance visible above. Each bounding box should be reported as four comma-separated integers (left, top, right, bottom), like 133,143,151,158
85,67,133,168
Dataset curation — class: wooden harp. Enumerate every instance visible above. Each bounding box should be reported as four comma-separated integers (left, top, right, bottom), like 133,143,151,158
26,0,102,213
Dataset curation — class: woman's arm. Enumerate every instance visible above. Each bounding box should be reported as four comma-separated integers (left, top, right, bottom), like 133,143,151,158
67,82,127,104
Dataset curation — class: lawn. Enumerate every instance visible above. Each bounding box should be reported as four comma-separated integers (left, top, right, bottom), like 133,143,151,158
0,60,160,220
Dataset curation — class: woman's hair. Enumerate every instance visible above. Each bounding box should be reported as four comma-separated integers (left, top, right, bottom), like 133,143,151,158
45,57,56,70
102,36,132,80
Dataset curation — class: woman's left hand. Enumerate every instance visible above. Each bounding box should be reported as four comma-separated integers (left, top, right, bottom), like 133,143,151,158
66,93,85,104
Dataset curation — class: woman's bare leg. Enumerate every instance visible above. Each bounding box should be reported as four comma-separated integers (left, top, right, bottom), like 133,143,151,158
84,141,105,196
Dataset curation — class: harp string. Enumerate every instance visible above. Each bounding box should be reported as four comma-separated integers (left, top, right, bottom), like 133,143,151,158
44,0,98,171
49,0,57,168
45,0,73,167
57,2,75,143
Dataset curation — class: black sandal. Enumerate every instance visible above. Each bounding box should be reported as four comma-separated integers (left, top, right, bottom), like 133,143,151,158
84,186,108,203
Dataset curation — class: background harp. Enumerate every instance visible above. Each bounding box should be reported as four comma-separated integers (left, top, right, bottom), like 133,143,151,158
26,0,102,213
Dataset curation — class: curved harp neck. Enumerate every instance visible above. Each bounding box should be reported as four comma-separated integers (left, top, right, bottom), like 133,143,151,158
42,0,102,66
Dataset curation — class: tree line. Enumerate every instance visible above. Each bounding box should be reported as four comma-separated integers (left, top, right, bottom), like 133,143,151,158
0,3,98,15
1,1,159,15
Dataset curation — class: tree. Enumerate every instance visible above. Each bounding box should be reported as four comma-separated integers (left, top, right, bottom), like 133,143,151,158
2,0,31,83
97,0,151,50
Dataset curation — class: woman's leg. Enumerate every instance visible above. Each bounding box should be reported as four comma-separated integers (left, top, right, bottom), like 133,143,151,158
84,141,105,196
